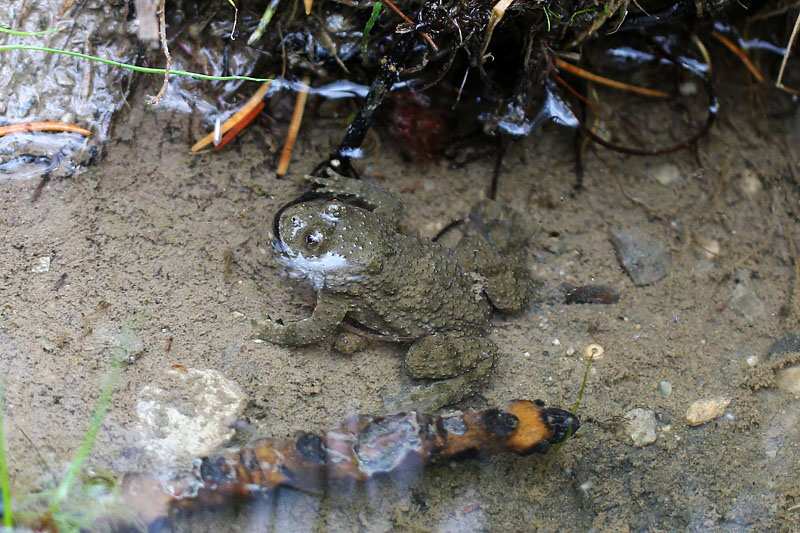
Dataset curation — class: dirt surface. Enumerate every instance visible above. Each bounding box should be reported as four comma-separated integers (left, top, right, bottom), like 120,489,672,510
2,70,800,531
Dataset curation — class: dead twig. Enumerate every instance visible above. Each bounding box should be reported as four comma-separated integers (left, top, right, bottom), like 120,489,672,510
712,31,764,83
191,80,273,152
481,0,516,60
214,102,265,151
381,0,438,51
0,122,91,137
149,0,171,105
776,12,800,95
276,75,311,176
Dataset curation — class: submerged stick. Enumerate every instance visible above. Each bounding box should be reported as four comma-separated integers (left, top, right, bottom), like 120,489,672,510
123,400,579,526
0,122,91,137
191,80,273,152
276,75,311,176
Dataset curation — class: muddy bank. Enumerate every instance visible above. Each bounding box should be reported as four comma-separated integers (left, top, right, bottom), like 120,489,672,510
1,65,800,531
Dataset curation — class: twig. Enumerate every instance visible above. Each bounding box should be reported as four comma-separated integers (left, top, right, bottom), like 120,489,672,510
0,122,91,137
776,12,800,95
247,0,281,45
149,0,171,105
381,0,438,51
481,0,516,61
555,57,669,98
551,72,597,108
277,75,311,176
191,80,273,152
712,31,764,83
214,101,265,151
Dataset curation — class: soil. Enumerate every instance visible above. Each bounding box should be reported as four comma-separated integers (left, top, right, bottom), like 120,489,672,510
1,64,800,531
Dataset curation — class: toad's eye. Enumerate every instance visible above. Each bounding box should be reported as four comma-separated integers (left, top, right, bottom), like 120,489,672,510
304,230,323,248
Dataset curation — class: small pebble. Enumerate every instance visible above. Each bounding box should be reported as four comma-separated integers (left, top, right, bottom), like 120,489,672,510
775,365,800,397
32,256,51,273
565,347,576,356
647,163,681,186
685,397,731,426
624,408,657,447
694,236,721,260
745,354,760,367
552,338,561,346
659,381,673,397
678,81,698,96
730,284,766,321
610,227,672,286
737,169,762,197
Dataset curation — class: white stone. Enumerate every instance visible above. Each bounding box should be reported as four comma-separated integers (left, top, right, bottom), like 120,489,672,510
135,367,247,464
647,163,681,186
625,408,657,447
32,256,51,273
685,397,731,426
659,381,672,397
737,169,762,197
775,364,800,397
678,81,698,96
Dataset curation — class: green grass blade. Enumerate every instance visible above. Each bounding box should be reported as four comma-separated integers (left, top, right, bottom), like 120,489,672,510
0,25,66,36
361,2,383,64
48,361,122,515
0,45,273,82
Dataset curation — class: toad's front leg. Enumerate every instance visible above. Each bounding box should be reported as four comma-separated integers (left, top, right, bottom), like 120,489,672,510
252,291,349,346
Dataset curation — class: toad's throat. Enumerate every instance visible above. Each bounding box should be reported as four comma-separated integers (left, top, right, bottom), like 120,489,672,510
275,240,363,291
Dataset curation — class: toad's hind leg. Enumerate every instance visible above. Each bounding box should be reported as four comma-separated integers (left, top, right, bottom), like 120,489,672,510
384,334,496,413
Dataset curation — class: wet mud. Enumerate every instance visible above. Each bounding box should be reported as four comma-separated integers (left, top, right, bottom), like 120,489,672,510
1,68,800,531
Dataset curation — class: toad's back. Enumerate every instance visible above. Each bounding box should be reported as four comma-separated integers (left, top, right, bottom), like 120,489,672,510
341,229,492,339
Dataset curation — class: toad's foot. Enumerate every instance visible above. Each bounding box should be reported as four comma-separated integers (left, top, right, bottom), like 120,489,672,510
384,334,496,413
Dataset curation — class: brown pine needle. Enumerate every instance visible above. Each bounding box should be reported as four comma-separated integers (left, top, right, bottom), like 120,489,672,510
214,101,266,151
191,79,273,152
555,58,669,99
712,31,764,83
552,72,597,108
0,122,91,137
276,75,311,176
776,12,800,95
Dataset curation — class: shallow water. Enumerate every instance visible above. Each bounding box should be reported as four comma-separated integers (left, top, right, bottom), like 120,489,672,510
1,68,799,531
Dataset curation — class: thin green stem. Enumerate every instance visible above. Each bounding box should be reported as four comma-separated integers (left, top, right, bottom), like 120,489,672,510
569,7,597,24
0,25,66,36
541,6,551,31
48,361,122,515
0,386,12,528
0,45,273,82
572,355,593,414
361,2,383,64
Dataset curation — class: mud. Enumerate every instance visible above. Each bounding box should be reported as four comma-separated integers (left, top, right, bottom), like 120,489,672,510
1,67,800,531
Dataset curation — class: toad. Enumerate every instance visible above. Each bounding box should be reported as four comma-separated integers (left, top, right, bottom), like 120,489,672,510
254,172,533,412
